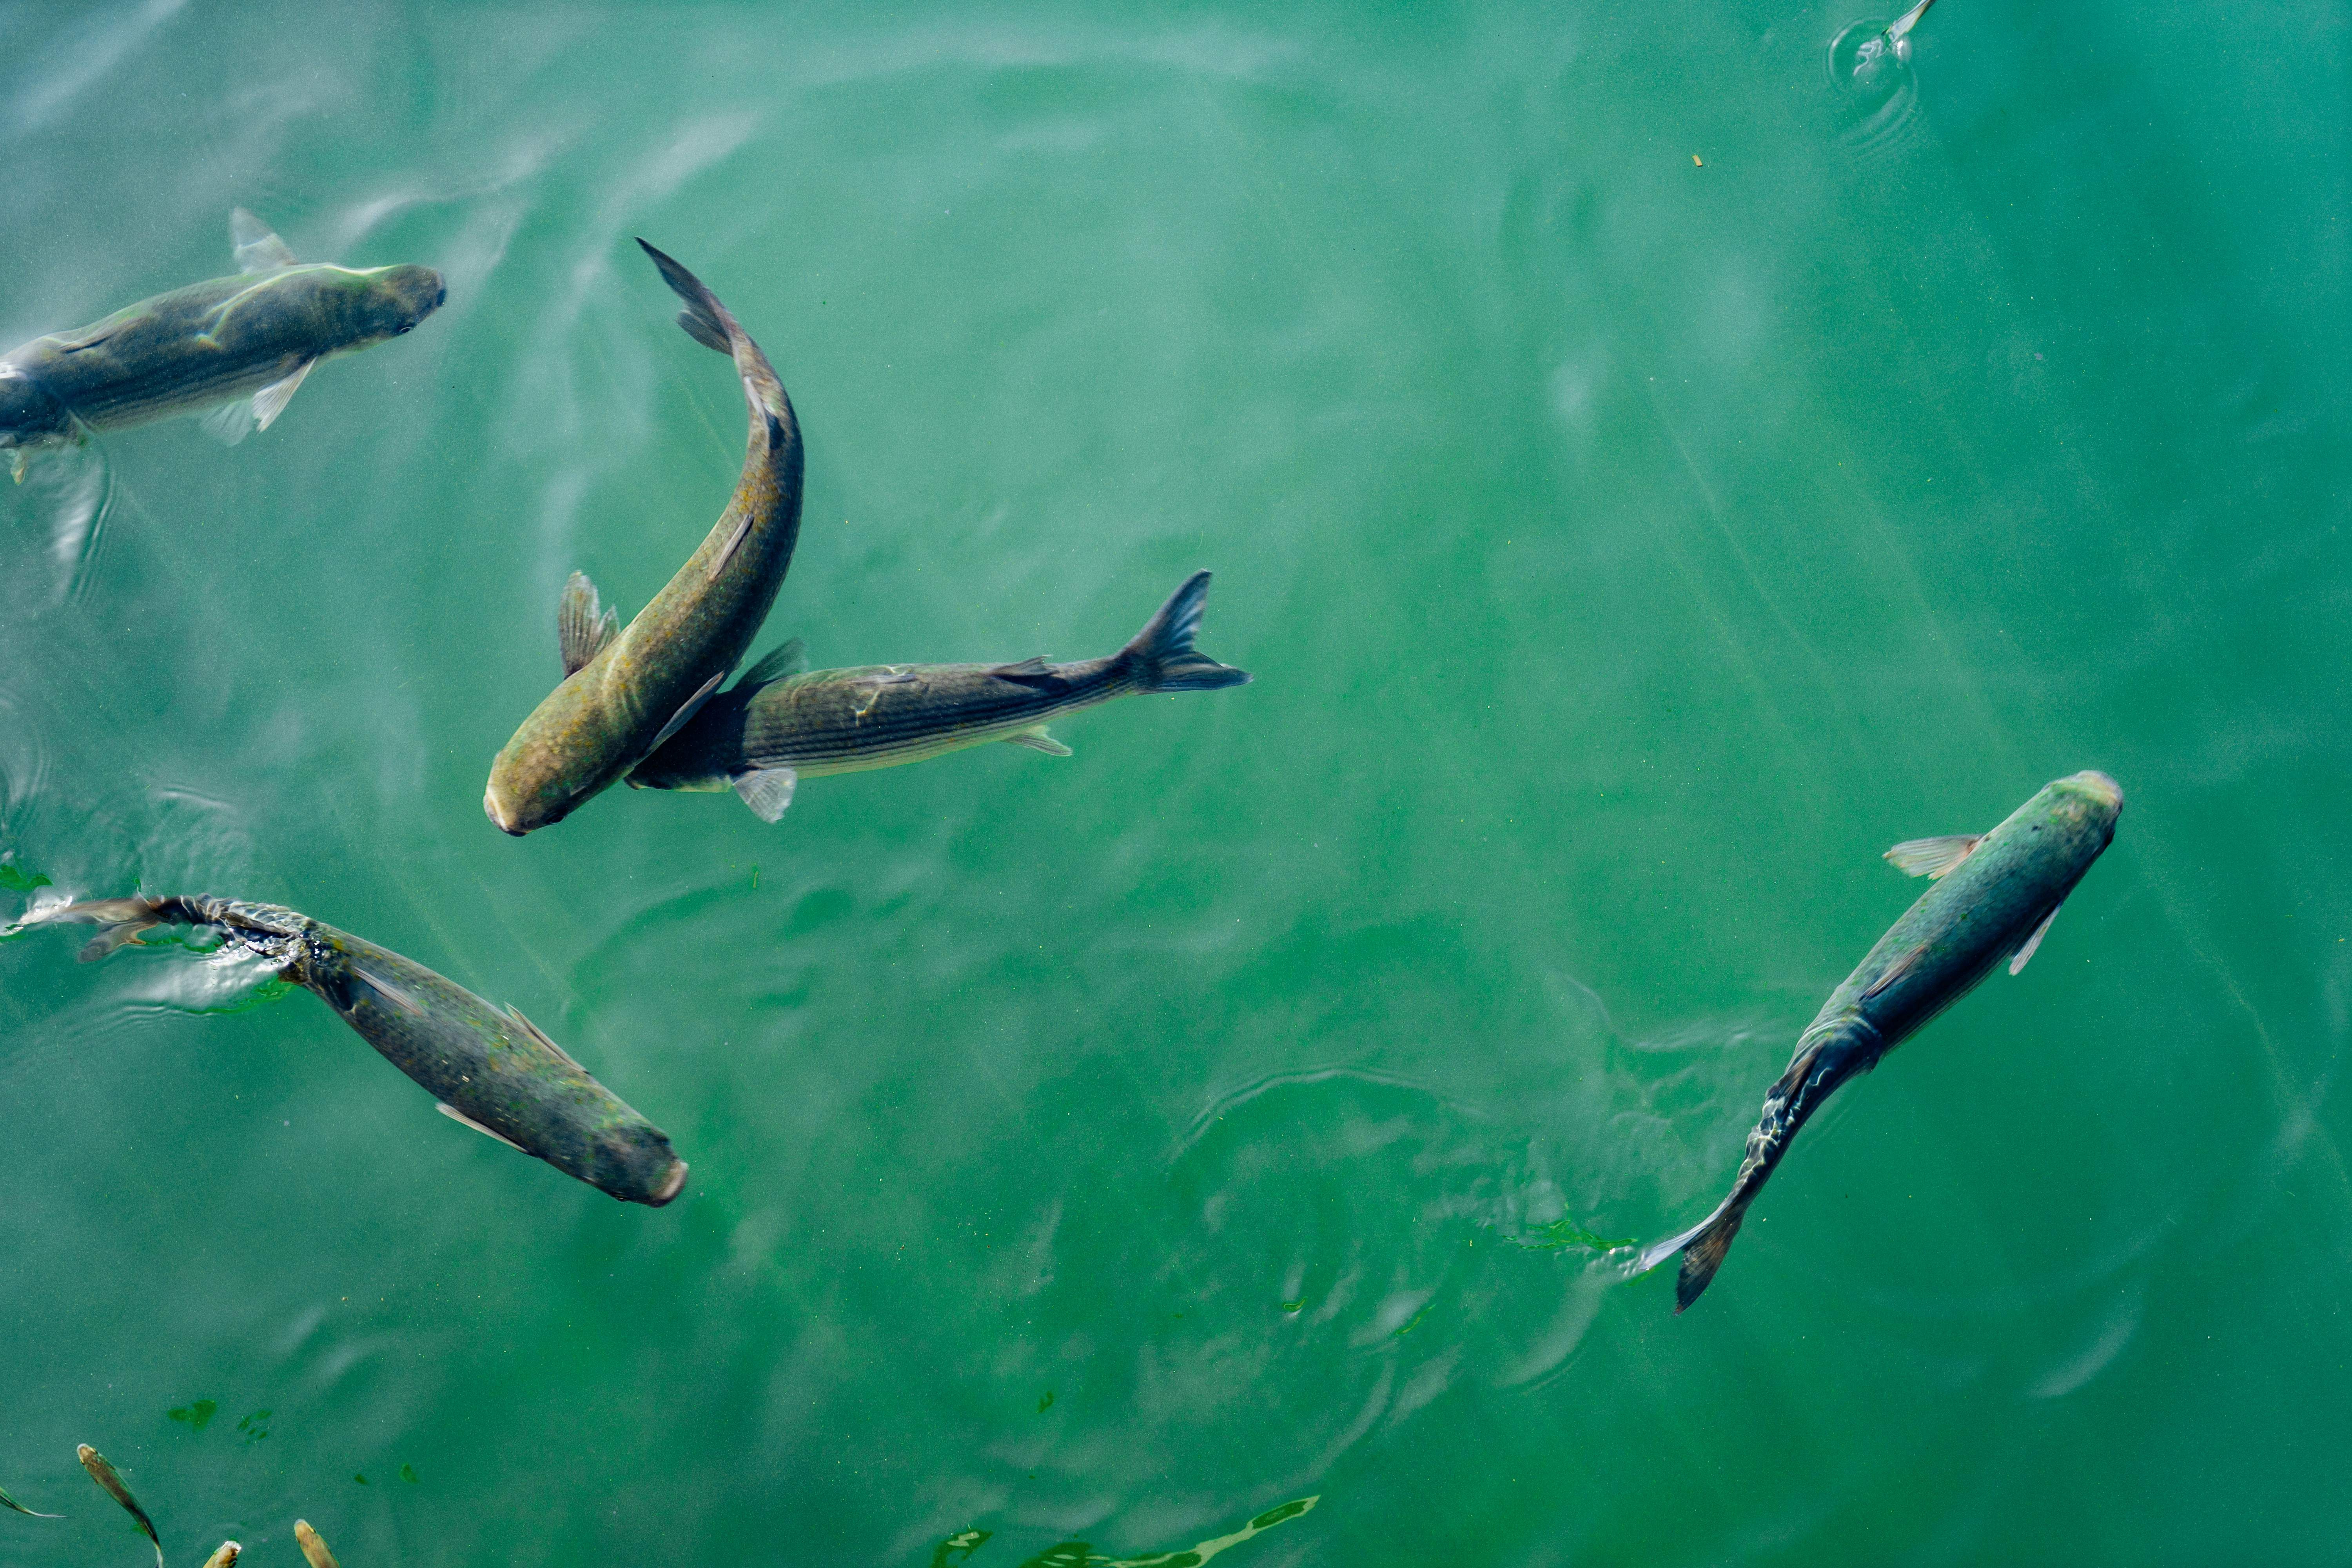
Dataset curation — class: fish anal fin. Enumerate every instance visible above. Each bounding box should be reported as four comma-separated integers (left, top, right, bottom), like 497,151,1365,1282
230,208,298,271
1005,726,1072,757
2009,903,2062,976
1884,834,1983,879
734,766,798,822
249,359,314,432
649,668,727,752
558,571,620,677
438,1102,525,1152
198,399,255,445
1860,942,1929,1002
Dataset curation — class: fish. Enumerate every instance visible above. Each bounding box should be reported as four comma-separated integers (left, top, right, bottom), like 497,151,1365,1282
0,209,443,477
293,1521,338,1568
77,1445,162,1568
1637,770,2123,1312
484,239,804,835
1852,0,1935,82
628,570,1251,820
40,895,686,1206
0,1477,60,1518
201,1546,240,1568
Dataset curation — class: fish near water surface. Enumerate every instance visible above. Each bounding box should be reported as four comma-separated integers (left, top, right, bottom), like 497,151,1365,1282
1637,770,2123,1312
36,894,686,1206
484,240,804,835
628,570,1251,819
0,209,442,475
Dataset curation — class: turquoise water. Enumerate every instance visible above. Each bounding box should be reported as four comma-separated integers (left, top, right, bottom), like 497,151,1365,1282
1,2,2344,1562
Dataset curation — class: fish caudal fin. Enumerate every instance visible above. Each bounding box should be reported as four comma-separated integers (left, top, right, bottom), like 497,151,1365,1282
1634,1194,1750,1313
634,239,791,433
1123,571,1251,693
48,897,172,961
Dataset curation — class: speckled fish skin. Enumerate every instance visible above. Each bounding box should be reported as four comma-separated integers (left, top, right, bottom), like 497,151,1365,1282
47,895,686,1207
629,570,1249,796
0,220,441,448
1641,770,2123,1311
483,240,804,835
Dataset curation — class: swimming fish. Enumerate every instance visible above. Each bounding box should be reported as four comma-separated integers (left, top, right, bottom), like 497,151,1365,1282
484,240,804,835
41,895,686,1206
0,1477,60,1518
1852,0,1935,82
77,1445,162,1568
294,1521,338,1568
1637,770,2122,1311
628,570,1250,819
202,1545,240,1568
0,209,443,476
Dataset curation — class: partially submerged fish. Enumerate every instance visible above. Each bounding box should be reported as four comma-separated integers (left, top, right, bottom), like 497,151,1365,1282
629,570,1250,820
0,209,443,476
202,1545,240,1568
1852,0,1935,82
294,1521,338,1568
1637,770,2122,1311
78,1445,162,1568
484,240,804,835
42,895,686,1206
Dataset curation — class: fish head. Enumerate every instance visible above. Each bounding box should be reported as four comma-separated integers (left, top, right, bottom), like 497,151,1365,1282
483,774,562,836
592,1119,689,1207
0,363,72,444
2033,769,2124,858
345,262,446,345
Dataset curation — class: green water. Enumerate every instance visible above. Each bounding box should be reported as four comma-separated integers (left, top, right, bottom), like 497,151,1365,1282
0,2,2343,1563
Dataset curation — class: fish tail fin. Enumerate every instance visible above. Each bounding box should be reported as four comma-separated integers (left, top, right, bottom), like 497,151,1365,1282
1633,1192,1751,1313
48,896,173,961
633,239,793,436
1121,571,1251,693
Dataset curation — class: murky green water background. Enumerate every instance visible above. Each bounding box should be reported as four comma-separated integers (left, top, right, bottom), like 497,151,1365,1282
2,2,2344,1563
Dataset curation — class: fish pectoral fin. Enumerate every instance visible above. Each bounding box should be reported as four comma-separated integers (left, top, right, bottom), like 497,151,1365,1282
734,637,807,692
230,207,299,271
1860,941,1929,1002
2009,903,2062,976
198,398,256,446
675,306,730,354
649,669,729,753
249,359,314,432
987,657,1062,688
733,766,799,822
501,1002,583,1069
1005,725,1073,757
437,1102,526,1152
351,963,425,1016
1884,833,1984,878
557,570,620,676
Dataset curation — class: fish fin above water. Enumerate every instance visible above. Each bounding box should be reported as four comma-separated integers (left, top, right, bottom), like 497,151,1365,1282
437,1101,524,1152
1884,834,1982,878
1885,0,1935,44
1633,1193,1748,1314
649,668,728,753
249,359,314,432
733,639,807,693
500,1002,583,1069
198,397,256,445
230,207,298,271
733,766,798,822
2009,903,2062,976
351,963,425,1017
1005,726,1073,757
1861,941,1928,1002
558,570,619,676
987,657,1062,688
1124,570,1250,692
294,1519,342,1568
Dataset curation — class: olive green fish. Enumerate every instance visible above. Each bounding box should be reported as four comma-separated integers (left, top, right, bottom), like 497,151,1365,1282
0,209,442,476
484,240,804,835
78,1445,161,1568
43,895,686,1206
293,1521,338,1568
629,570,1250,819
1637,770,2123,1311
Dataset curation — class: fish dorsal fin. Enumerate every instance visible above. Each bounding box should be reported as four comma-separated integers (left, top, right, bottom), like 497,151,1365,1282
437,1101,525,1152
230,208,298,272
1860,941,1929,1002
1884,833,1984,879
988,657,1061,688
352,963,425,1016
734,638,807,692
1005,726,1072,757
558,571,620,676
198,398,255,445
501,1002,584,1069
649,668,727,752
733,766,798,822
2009,903,2062,976
250,358,314,432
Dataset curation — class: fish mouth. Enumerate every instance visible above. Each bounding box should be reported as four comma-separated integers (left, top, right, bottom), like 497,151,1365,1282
2067,770,2124,809
483,786,527,837
650,1159,688,1205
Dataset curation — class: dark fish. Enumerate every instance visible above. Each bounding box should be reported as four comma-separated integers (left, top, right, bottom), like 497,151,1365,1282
293,1521,338,1568
77,1445,162,1568
0,1477,60,1518
1638,770,2123,1311
44,895,685,1206
0,209,442,476
630,570,1250,820
484,240,804,834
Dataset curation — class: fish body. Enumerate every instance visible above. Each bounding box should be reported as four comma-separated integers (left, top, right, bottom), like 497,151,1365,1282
1640,770,2123,1310
629,570,1250,820
0,209,441,463
484,240,804,835
77,1445,161,1568
294,1521,339,1568
46,895,685,1206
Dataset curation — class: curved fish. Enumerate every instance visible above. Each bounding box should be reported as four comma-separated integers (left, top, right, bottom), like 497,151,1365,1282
628,570,1250,820
0,209,443,475
42,894,686,1206
1637,770,2123,1311
484,240,804,834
